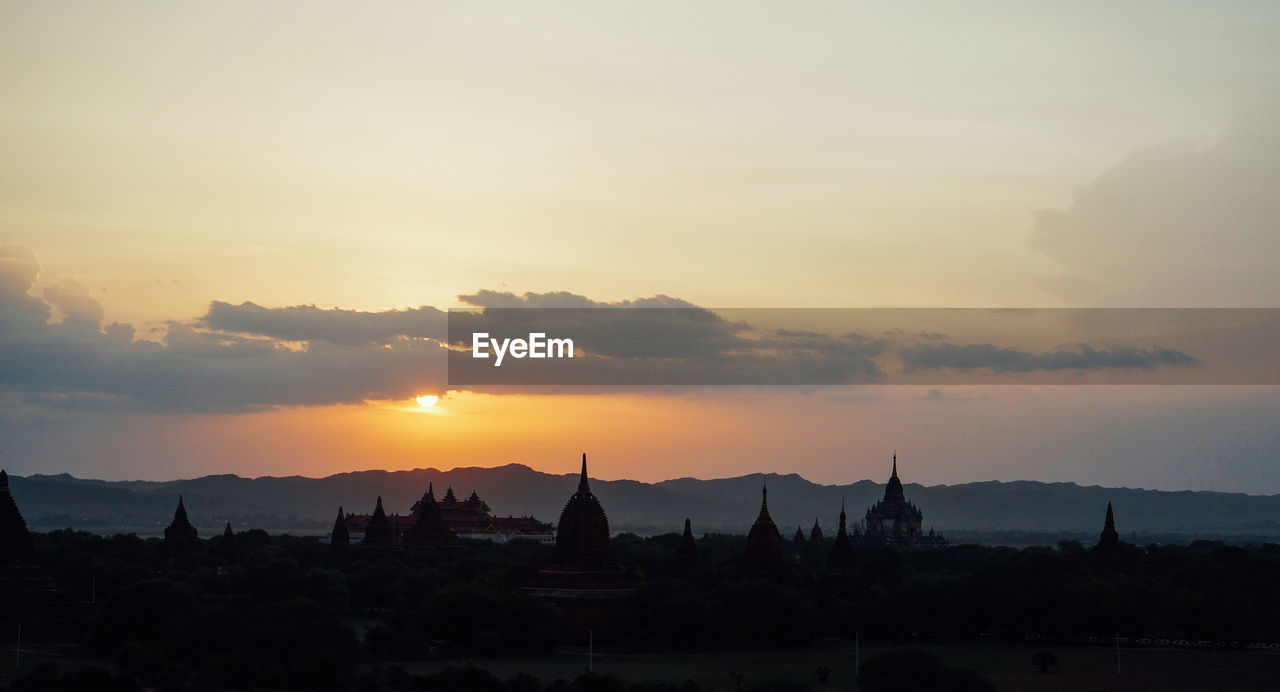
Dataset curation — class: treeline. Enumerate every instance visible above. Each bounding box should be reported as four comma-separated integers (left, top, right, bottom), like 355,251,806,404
5,530,1279,689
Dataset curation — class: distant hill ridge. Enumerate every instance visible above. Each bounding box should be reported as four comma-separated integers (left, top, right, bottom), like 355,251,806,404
9,463,1280,539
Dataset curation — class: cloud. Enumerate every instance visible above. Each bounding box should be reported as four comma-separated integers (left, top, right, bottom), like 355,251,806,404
0,245,445,413
0,249,1230,411
1032,101,1280,307
448,291,887,385
900,343,1198,374
201,301,445,346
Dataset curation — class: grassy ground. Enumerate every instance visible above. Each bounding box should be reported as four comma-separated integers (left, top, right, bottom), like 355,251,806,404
398,642,1280,691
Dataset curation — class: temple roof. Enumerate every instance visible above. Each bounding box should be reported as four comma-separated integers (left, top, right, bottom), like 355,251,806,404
0,469,35,563
675,517,698,563
331,506,350,547
809,517,824,543
1098,501,1120,551
827,502,856,572
884,452,905,503
164,494,199,547
550,453,614,568
747,483,782,558
361,496,395,545
404,482,460,546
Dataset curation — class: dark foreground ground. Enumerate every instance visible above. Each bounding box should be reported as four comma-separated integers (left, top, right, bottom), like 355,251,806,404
399,642,1280,692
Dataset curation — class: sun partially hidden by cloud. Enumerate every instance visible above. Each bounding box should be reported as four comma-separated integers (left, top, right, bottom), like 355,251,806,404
416,395,438,408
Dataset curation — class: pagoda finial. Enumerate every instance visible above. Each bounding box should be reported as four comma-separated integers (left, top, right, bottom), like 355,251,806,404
759,481,769,515
0,469,8,488
892,451,898,479
578,453,590,492
427,481,435,502
1104,501,1115,530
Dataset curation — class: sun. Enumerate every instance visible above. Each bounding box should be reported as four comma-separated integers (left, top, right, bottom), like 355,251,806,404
415,395,439,408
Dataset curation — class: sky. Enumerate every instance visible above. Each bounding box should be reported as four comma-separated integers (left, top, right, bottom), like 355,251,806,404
1,2,1278,492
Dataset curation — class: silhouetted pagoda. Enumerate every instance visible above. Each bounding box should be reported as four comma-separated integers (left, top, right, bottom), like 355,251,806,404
792,525,807,546
549,454,615,569
527,454,636,610
809,518,824,543
164,495,199,549
222,522,234,538
1097,501,1120,552
674,517,699,567
1,470,78,640
331,507,350,548
826,501,858,578
860,454,945,548
361,496,396,547
403,483,461,549
746,483,784,570
0,470,34,563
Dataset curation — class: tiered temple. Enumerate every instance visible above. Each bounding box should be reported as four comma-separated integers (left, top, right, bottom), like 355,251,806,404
360,497,396,547
163,495,199,549
0,470,35,563
674,517,699,568
402,483,461,549
343,484,551,545
526,454,637,608
826,501,857,578
331,506,350,548
1097,501,1120,552
860,454,945,548
745,483,785,570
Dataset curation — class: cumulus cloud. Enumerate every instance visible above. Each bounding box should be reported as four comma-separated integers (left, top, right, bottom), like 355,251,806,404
448,291,887,384
201,301,445,346
0,249,1232,410
900,343,1198,374
0,245,445,413
1033,102,1280,307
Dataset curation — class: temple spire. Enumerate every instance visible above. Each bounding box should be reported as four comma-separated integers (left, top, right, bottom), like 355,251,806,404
1098,501,1120,552
578,453,590,492
0,468,36,562
164,494,198,549
331,506,350,548
892,451,898,479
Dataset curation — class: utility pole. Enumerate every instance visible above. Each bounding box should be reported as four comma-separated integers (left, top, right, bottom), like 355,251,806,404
855,630,860,678
1115,632,1121,675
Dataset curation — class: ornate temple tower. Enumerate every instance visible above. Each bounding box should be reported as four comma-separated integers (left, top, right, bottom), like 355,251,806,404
674,517,699,567
361,496,396,547
527,454,636,616
860,454,945,548
549,454,615,569
826,501,857,577
163,495,199,549
331,506,350,548
809,518,824,543
1097,501,1120,551
0,470,35,563
746,483,784,569
403,482,461,548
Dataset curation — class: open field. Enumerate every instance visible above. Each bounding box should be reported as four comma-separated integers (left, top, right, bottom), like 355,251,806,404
401,641,1280,691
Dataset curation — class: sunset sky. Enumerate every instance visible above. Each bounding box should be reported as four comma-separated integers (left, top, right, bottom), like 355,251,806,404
2,2,1278,492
